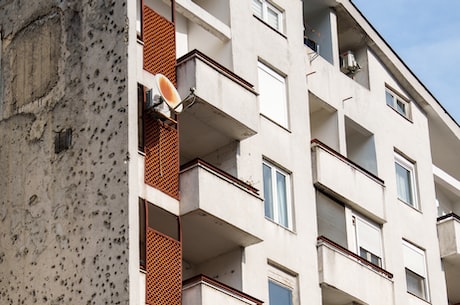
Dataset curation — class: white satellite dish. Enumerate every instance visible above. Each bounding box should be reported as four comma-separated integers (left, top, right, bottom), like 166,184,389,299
146,74,183,117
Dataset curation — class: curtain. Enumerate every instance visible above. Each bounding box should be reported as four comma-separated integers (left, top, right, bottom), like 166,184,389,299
263,164,274,220
395,162,413,204
276,172,288,227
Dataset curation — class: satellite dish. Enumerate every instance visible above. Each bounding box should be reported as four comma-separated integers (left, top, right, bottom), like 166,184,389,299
145,74,182,118
155,74,183,113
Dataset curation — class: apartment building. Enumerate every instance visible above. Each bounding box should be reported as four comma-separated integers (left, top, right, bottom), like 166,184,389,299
1,0,459,305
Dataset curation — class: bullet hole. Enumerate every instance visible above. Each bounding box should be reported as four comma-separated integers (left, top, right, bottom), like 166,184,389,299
28,195,38,206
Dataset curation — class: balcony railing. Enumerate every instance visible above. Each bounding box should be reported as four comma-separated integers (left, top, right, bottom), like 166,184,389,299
183,275,263,305
179,159,264,264
311,139,386,221
317,236,394,305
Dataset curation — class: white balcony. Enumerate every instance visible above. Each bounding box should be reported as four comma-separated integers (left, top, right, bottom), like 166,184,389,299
437,213,460,304
183,275,262,305
180,159,264,264
311,140,386,221
177,50,258,162
317,237,394,305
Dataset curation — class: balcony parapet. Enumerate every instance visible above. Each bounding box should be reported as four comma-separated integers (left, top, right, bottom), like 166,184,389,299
177,50,256,94
177,50,258,161
318,236,393,279
317,236,394,305
180,158,259,196
183,275,263,305
311,139,386,221
179,159,263,264
437,213,460,260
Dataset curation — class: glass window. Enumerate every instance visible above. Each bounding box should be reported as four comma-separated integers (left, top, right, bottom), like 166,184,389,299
252,0,283,32
385,88,411,119
269,280,293,305
263,161,292,229
403,240,429,300
258,62,288,127
394,152,418,208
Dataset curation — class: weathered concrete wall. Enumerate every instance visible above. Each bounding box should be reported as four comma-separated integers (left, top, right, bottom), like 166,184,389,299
0,0,130,304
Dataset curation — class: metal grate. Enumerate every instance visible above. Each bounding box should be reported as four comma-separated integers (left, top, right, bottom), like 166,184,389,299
144,117,179,199
143,6,176,86
146,228,182,305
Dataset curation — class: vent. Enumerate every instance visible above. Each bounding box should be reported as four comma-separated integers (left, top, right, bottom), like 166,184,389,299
55,128,72,153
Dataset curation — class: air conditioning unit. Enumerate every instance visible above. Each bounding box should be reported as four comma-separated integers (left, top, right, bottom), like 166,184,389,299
340,50,360,74
304,37,319,53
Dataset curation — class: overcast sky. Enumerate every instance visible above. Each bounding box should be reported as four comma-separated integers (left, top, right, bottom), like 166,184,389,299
352,0,460,124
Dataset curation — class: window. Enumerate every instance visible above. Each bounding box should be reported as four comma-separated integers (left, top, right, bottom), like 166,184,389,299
263,161,292,229
138,83,145,151
269,280,292,305
394,152,418,208
257,62,288,127
386,88,411,119
138,198,180,269
136,0,142,38
252,0,283,32
403,240,429,300
267,264,296,305
354,214,383,267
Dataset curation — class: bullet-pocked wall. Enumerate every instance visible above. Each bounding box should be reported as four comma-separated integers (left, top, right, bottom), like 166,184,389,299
0,1,130,304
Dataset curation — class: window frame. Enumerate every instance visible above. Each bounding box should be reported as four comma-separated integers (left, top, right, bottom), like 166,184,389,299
268,279,293,305
394,152,419,209
402,240,429,301
385,87,411,120
267,263,297,305
262,160,293,230
353,214,384,268
252,0,284,33
257,61,289,128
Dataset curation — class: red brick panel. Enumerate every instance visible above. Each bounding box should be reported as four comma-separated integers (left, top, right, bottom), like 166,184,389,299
143,6,176,86
144,117,179,199
146,228,182,305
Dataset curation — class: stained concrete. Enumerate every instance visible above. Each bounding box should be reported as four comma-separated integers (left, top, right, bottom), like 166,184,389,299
0,0,130,304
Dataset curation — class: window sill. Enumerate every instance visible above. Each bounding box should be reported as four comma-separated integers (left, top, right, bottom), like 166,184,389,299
398,198,422,214
253,15,287,39
260,114,291,133
407,291,430,304
265,216,296,234
386,104,413,123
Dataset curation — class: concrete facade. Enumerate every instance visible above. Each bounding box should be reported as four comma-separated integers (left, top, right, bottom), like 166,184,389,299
0,1,130,304
2,0,460,305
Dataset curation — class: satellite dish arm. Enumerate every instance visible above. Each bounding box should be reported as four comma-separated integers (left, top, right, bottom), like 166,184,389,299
173,87,196,112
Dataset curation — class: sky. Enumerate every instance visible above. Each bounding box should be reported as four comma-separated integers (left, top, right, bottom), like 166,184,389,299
352,0,460,124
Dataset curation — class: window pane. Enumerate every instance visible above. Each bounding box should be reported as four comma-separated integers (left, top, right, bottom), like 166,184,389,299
406,269,426,299
395,162,413,204
276,171,288,227
138,198,146,268
263,164,274,220
252,0,263,18
269,280,292,305
267,7,279,29
385,91,394,106
396,99,407,115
